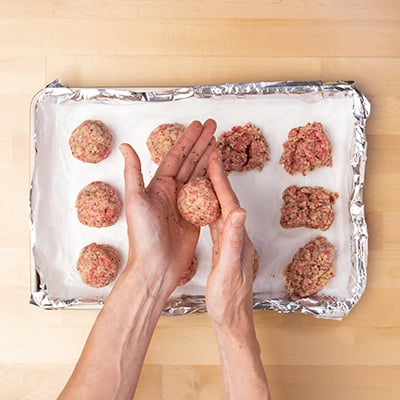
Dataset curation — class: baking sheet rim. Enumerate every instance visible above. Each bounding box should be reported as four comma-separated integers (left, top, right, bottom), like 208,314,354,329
29,79,370,320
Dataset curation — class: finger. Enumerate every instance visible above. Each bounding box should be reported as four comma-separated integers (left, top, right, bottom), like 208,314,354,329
120,143,145,205
190,137,217,180
209,216,222,245
176,119,217,184
216,209,247,273
208,150,240,219
156,120,203,178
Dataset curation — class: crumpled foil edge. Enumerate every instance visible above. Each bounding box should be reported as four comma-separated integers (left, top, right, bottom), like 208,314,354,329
30,80,370,320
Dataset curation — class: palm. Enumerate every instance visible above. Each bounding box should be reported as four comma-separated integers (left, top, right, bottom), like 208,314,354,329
136,176,199,278
121,119,216,288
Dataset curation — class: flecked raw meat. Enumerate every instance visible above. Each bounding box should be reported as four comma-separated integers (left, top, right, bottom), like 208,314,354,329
217,122,269,173
146,123,186,164
279,122,333,176
177,177,221,227
284,236,335,299
77,243,121,288
280,185,339,231
178,254,198,286
76,181,121,228
252,250,260,280
69,120,113,163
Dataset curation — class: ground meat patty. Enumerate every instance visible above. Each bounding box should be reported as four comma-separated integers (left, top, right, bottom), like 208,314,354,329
279,122,333,176
69,120,113,163
177,177,221,227
280,185,339,231
146,123,186,164
76,181,121,228
77,243,121,288
178,254,198,286
284,236,335,299
217,122,269,173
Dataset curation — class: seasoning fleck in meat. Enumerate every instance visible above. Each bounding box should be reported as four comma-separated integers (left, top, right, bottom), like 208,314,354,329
217,122,269,173
77,243,121,288
284,236,335,299
280,185,339,231
279,122,333,176
178,254,198,286
76,181,121,228
177,177,221,227
252,251,260,281
69,120,113,163
146,123,186,164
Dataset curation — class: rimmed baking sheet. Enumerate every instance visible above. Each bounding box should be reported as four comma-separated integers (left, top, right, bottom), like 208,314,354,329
29,80,370,319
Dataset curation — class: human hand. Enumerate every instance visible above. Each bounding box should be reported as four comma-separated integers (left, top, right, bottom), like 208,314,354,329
120,120,216,294
205,150,256,328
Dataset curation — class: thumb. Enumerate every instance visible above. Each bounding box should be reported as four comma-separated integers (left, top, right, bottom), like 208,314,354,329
120,143,145,204
217,208,247,273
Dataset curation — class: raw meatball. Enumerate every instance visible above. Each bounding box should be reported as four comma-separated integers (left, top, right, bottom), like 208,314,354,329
69,120,113,163
77,243,121,288
279,122,333,176
146,123,186,164
280,185,339,231
217,122,269,173
178,254,198,286
177,177,221,227
284,236,335,299
76,181,121,228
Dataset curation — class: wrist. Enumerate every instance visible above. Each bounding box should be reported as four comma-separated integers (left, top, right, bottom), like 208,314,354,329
212,310,258,346
208,292,255,332
103,261,172,330
122,258,175,301
210,311,270,400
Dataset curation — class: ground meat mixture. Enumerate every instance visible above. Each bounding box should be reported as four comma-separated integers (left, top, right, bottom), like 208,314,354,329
280,185,339,231
284,236,335,299
77,243,121,288
177,177,221,227
217,122,269,173
76,181,121,228
178,254,198,286
279,122,333,176
69,120,113,163
146,122,186,164
252,251,260,280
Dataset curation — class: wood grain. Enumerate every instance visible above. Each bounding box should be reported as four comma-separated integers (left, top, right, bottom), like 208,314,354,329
0,0,399,399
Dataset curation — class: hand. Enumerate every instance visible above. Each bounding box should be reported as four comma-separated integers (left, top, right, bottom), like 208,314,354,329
120,119,216,293
206,150,256,327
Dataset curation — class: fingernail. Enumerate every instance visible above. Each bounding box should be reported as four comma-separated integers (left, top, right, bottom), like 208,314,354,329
231,211,246,227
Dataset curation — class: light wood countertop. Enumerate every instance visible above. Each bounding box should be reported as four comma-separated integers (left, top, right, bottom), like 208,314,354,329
1,1,399,399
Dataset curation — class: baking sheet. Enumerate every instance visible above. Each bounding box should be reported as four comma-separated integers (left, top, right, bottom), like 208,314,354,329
30,80,370,319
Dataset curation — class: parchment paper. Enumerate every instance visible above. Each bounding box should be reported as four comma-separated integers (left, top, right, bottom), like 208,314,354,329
31,90,355,302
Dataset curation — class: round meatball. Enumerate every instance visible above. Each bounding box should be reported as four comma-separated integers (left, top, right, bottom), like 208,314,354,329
76,181,121,228
77,243,121,288
146,122,186,164
217,122,269,173
69,120,113,163
178,254,198,286
177,177,221,227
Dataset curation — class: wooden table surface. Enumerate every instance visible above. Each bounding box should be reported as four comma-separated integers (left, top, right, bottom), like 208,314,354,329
1,1,399,399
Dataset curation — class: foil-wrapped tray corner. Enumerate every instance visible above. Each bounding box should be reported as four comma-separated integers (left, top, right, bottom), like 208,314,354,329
30,80,370,320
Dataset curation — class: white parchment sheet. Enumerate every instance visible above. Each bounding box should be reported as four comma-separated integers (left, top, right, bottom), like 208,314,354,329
31,92,355,301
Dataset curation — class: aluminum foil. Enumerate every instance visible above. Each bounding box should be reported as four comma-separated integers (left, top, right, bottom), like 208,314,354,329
30,80,370,319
